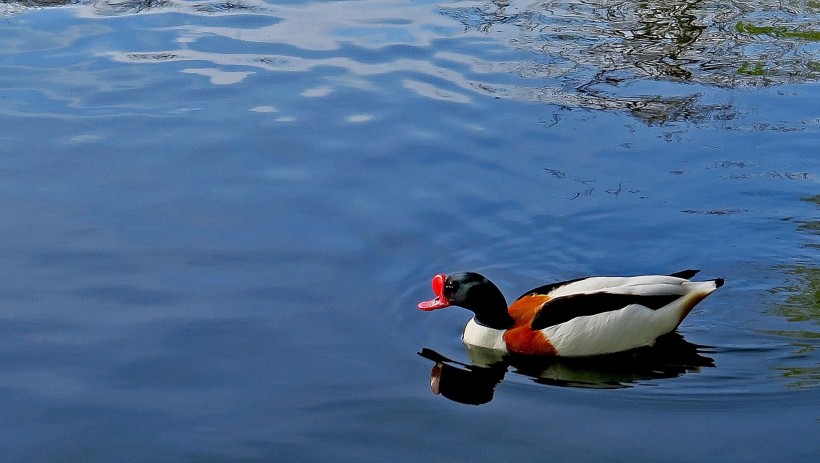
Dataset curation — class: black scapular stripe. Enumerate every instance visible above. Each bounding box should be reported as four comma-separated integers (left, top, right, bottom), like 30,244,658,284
530,292,681,330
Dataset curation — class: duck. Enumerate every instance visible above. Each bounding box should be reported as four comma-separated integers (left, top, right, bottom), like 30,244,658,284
418,269,723,357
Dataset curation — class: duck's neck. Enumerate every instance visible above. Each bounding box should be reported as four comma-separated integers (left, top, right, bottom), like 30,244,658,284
473,310,514,330
466,285,514,330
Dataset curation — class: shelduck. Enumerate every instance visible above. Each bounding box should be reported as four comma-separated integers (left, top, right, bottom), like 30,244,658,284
418,270,723,357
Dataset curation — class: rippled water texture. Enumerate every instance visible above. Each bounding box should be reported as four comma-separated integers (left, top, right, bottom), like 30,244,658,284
1,1,818,461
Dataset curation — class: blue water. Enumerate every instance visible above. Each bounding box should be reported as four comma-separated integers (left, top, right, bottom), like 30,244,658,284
1,1,818,461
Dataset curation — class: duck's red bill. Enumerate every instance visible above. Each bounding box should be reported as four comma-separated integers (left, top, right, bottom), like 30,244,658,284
418,297,449,310
418,273,450,311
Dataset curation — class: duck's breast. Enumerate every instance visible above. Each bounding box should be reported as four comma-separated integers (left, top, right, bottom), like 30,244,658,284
462,318,508,351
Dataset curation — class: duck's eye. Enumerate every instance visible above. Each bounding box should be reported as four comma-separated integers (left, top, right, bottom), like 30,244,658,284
446,281,459,293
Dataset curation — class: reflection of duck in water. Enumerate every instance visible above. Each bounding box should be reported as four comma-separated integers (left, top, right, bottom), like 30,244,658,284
419,270,723,357
420,333,715,405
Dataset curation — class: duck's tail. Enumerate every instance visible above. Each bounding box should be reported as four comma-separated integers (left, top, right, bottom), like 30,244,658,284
675,277,724,327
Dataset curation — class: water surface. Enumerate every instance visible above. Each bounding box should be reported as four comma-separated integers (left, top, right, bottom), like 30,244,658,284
0,1,818,461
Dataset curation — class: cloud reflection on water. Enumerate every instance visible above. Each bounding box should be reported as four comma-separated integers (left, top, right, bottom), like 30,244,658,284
9,0,820,123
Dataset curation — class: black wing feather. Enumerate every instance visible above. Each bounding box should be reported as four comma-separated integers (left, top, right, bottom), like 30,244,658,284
669,269,700,279
530,292,681,330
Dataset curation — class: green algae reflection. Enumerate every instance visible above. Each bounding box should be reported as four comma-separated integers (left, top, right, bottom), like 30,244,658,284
766,195,820,389
736,21,820,41
770,195,820,327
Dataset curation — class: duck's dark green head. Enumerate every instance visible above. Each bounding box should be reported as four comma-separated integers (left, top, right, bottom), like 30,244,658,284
418,272,513,329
